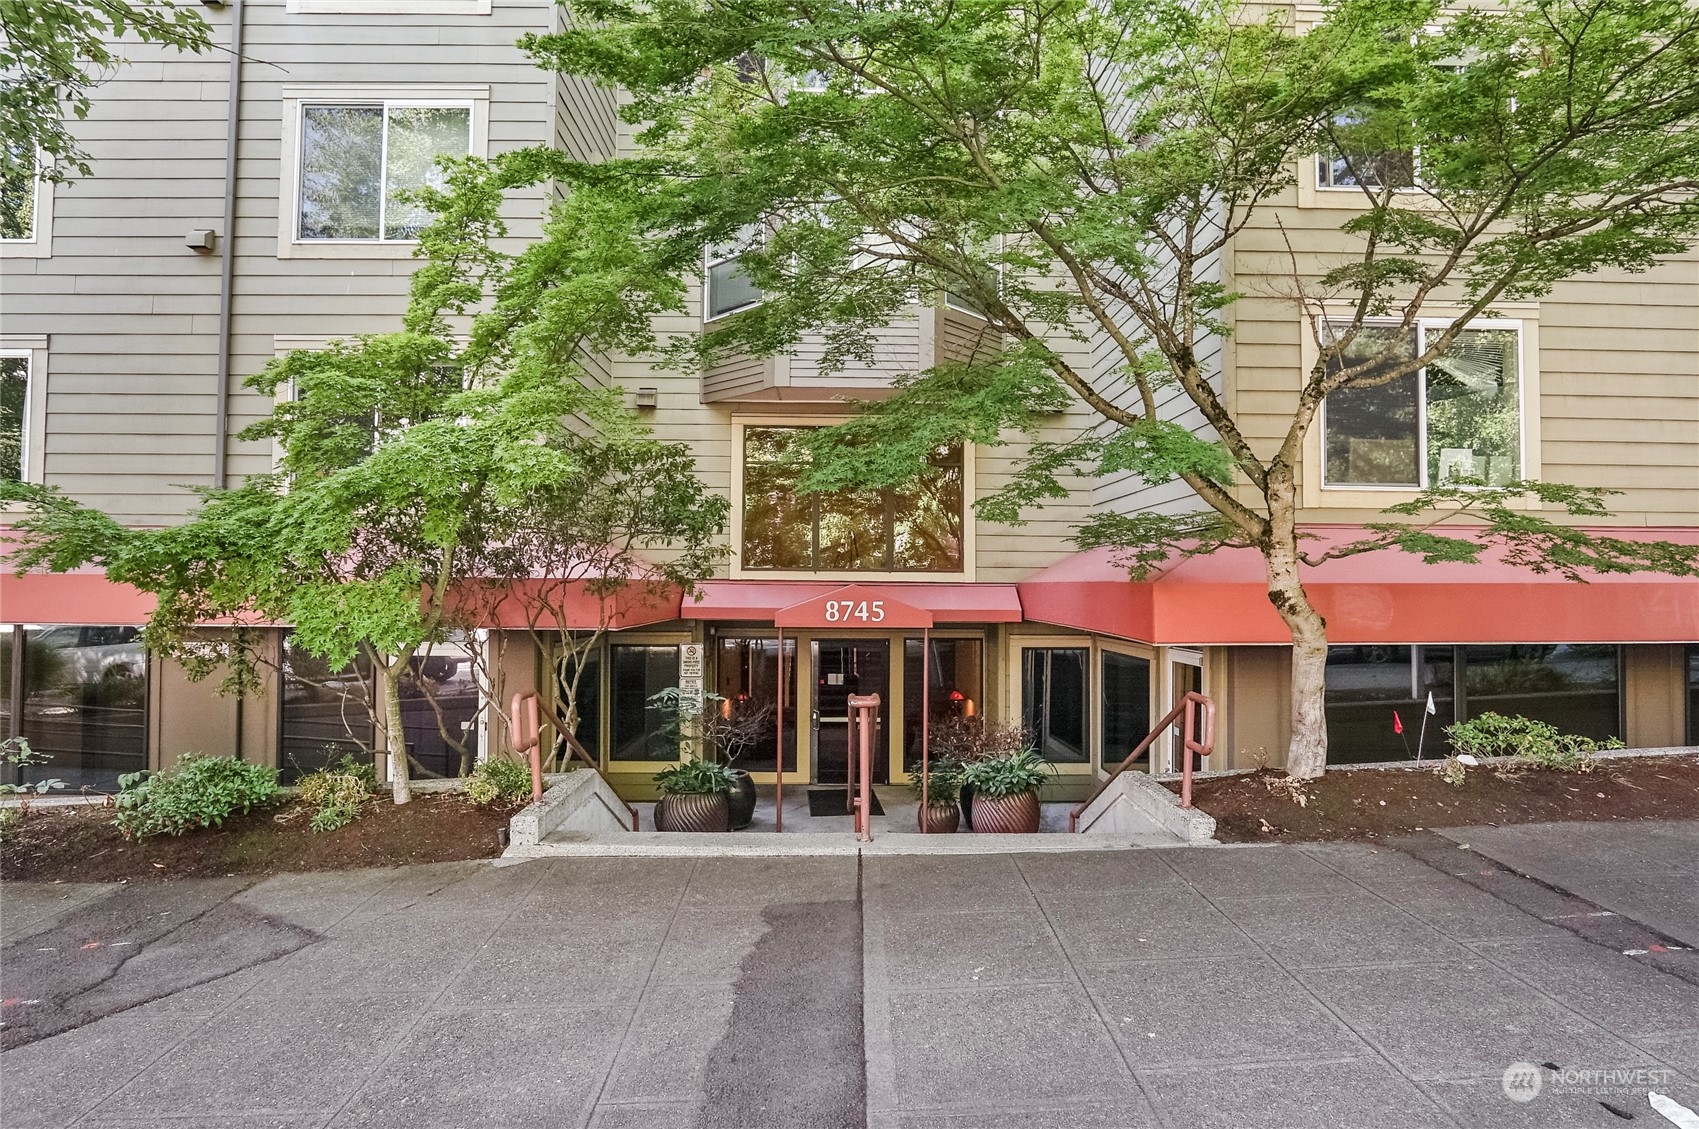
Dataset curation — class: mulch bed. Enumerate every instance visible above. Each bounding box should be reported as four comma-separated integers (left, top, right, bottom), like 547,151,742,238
0,793,525,883
1176,753,1699,843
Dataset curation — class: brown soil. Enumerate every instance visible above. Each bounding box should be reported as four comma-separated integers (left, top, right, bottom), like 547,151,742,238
0,793,525,883
1177,754,1699,843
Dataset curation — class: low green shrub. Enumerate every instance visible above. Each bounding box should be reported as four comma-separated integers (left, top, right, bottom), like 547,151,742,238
906,757,967,807
962,747,1052,798
654,759,738,796
113,754,280,839
0,736,65,797
465,756,534,806
1446,712,1623,772
297,754,375,833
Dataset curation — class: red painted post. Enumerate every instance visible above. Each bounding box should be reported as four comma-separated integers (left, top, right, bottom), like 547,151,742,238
920,628,930,833
775,628,785,834
847,693,879,843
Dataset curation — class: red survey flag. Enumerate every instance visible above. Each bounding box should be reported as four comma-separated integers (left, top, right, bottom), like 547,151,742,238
1393,710,1405,735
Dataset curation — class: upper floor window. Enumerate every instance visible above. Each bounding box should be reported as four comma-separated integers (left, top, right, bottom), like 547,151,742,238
1322,320,1521,488
1,146,51,256
705,227,764,319
0,353,28,481
1,158,36,241
297,102,471,242
1316,108,1415,190
741,425,964,573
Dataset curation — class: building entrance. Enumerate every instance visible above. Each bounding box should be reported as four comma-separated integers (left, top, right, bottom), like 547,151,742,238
811,639,889,785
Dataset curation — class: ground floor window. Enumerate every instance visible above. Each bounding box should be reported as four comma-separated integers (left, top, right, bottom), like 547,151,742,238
1325,644,1620,763
902,637,983,772
1101,651,1152,771
1022,646,1089,764
609,644,681,763
3,624,148,791
399,634,484,778
1686,646,1698,746
280,633,375,783
713,635,796,774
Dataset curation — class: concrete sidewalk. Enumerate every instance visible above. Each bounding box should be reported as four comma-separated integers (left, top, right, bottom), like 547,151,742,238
3,831,1698,1129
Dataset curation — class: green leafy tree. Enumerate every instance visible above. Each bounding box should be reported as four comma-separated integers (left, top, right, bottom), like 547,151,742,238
3,157,726,802
522,0,1699,776
1,0,213,184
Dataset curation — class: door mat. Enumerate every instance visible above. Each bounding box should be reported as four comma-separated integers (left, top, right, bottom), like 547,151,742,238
806,789,886,818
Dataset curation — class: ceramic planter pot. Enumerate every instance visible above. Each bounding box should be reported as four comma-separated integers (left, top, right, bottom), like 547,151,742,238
917,801,960,834
655,791,730,832
971,790,1040,833
727,770,757,830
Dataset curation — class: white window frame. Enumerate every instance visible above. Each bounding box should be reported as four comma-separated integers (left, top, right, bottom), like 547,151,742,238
278,84,489,260
286,0,491,16
1,158,54,258
1303,311,1541,510
0,337,47,483
729,414,976,581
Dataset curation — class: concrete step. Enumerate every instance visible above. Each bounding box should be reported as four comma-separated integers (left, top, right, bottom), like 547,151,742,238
509,828,1194,857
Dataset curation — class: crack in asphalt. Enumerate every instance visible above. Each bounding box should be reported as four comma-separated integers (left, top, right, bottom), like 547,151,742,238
0,880,322,1049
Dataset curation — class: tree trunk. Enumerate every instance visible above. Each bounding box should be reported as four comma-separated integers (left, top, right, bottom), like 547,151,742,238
384,669,412,805
1264,530,1330,780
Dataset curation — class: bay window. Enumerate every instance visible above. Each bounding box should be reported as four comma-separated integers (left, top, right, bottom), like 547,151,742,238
1322,320,1521,488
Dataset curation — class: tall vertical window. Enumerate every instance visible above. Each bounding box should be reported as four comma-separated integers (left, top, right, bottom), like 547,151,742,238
1101,651,1152,772
609,644,681,762
1022,647,1089,764
1,153,36,241
280,632,374,783
741,425,964,573
1322,321,1521,488
1687,646,1699,746
399,634,484,778
0,353,27,482
297,103,471,242
713,636,797,773
902,637,983,772
15,625,148,790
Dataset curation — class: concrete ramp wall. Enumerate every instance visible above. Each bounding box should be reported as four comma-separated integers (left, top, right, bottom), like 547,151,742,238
509,770,633,847
1074,771,1216,843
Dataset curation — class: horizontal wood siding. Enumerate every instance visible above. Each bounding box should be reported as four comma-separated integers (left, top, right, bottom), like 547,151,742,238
1,0,590,524
1228,176,1699,527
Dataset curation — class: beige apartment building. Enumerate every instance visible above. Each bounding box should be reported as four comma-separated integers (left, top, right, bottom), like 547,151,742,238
2,0,1696,802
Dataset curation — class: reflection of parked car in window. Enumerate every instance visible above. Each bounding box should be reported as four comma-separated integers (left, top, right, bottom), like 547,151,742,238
30,626,146,683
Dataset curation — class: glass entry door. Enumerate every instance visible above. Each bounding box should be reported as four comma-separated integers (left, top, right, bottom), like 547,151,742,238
811,639,889,785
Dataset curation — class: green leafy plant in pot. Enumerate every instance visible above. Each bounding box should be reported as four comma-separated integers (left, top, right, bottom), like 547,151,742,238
653,759,739,832
907,756,966,833
648,688,764,829
962,748,1052,834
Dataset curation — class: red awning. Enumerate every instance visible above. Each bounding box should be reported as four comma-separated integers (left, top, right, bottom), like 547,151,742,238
0,569,157,626
1018,526,1699,646
683,580,1024,624
445,578,683,631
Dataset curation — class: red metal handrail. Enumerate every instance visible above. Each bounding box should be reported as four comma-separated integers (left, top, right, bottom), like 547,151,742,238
509,691,641,831
1068,691,1215,832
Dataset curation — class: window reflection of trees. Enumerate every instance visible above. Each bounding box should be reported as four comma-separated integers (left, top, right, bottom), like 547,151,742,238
742,426,963,572
298,104,470,242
